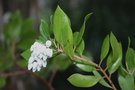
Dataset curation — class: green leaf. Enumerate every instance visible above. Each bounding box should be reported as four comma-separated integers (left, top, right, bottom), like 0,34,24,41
21,49,31,60
100,35,110,61
128,37,131,48
64,43,74,59
21,19,33,32
0,77,6,88
53,6,73,45
73,56,95,66
107,32,122,74
76,64,96,72
53,6,73,58
73,32,85,56
73,32,79,47
109,43,122,74
75,13,92,46
52,54,71,71
0,50,14,70
4,11,22,42
40,19,49,40
93,71,111,88
118,66,128,77
118,74,135,90
17,38,35,50
49,15,53,35
126,47,135,73
107,51,113,68
76,39,85,56
68,73,100,87
37,36,47,43
17,59,27,68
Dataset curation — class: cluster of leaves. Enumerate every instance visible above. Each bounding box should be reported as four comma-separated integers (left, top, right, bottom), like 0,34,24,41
0,11,36,88
22,6,135,90
68,32,122,88
118,38,135,90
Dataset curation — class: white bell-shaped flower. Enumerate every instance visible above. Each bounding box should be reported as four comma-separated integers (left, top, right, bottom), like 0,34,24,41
28,40,53,72
46,40,52,47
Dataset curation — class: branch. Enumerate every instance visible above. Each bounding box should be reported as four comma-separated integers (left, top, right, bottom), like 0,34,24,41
58,48,117,90
0,69,55,90
32,73,55,90
0,70,29,77
48,68,58,84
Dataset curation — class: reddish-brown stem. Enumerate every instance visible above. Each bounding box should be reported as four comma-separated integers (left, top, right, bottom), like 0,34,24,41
98,66,117,90
0,69,55,90
0,70,29,77
48,68,58,84
32,73,55,90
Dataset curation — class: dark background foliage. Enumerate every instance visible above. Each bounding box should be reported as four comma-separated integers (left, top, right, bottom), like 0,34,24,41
0,0,135,90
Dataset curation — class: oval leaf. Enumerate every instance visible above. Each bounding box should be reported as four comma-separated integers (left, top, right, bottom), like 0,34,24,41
52,54,71,71
109,43,122,74
21,49,31,60
118,74,134,90
100,34,110,61
107,32,122,74
76,64,96,72
40,19,49,40
53,6,73,58
118,66,128,77
73,32,79,47
68,73,100,87
76,39,85,56
126,47,135,73
75,13,92,46
53,6,73,45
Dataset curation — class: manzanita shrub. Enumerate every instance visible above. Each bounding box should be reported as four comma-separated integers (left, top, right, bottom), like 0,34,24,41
22,6,135,90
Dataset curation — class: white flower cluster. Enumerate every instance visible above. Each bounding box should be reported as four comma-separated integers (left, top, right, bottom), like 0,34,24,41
28,40,53,72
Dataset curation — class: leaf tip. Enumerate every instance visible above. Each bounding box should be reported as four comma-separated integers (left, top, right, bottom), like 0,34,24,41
128,37,131,47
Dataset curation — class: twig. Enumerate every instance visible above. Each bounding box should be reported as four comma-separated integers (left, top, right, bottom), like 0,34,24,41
0,70,29,77
74,55,117,90
32,73,55,90
99,66,117,90
58,48,117,90
48,68,58,84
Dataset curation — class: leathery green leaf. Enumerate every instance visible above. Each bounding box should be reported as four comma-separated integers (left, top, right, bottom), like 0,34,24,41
76,39,85,56
118,66,128,77
126,47,135,73
40,19,49,39
21,49,31,60
73,32,79,47
52,54,71,71
93,71,111,88
108,43,122,74
76,64,96,72
118,74,135,90
68,73,100,87
73,32,85,56
53,6,73,45
107,51,113,69
107,33,122,74
53,6,73,58
64,42,74,59
100,34,110,62
75,13,92,46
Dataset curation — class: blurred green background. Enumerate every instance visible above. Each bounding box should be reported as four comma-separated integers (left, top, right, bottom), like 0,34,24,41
0,0,135,90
